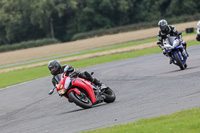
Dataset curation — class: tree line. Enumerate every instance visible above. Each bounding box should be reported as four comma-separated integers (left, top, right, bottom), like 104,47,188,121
0,0,200,45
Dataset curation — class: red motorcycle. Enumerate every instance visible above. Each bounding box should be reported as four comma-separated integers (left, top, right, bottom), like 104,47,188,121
48,72,116,109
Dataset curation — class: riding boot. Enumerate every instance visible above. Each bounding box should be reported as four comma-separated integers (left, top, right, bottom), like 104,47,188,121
182,49,189,57
93,78,107,90
185,49,189,57
93,78,102,86
182,41,189,57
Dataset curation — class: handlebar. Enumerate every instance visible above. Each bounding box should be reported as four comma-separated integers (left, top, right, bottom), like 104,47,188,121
48,87,56,95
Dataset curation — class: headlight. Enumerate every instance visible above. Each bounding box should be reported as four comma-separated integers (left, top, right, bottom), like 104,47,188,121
58,89,66,95
164,44,173,51
166,47,172,50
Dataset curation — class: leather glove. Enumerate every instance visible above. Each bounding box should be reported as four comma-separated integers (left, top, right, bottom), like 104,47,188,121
157,41,164,50
157,41,162,45
69,71,78,77
64,66,70,74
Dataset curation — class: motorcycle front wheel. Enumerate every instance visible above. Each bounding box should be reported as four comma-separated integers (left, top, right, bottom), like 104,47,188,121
174,52,185,70
68,90,92,109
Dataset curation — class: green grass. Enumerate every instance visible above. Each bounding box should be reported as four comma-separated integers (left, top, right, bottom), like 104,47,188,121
187,40,199,46
182,30,197,36
0,66,48,88
83,107,200,133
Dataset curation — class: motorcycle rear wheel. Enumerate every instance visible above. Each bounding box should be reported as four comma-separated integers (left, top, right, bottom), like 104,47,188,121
68,91,92,109
103,87,116,103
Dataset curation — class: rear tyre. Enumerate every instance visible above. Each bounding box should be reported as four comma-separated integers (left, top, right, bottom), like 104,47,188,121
174,52,184,70
68,91,92,109
103,87,116,103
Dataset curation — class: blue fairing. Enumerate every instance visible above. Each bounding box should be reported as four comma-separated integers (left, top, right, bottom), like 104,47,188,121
169,45,187,66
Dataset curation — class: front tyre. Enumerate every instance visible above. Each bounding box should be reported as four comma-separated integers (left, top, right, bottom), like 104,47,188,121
174,52,184,70
103,87,116,103
68,91,92,109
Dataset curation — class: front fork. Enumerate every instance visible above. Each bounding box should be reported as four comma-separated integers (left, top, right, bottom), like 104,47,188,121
171,50,187,65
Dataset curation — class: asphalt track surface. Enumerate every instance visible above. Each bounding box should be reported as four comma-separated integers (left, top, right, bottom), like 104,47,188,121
1,45,200,133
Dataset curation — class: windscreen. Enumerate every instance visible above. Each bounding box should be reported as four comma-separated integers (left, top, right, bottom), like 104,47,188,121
54,74,62,83
165,36,176,46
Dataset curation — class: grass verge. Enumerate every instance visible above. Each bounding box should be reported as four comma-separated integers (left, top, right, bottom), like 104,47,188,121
83,107,200,133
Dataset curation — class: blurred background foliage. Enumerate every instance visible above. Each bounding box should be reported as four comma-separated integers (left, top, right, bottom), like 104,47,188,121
0,0,200,47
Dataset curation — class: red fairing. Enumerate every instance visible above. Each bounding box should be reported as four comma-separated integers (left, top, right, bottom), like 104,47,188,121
67,88,80,95
56,76,66,92
71,78,96,103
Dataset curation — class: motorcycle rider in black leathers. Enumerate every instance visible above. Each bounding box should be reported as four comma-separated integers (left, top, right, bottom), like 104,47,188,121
48,60,104,89
157,19,189,64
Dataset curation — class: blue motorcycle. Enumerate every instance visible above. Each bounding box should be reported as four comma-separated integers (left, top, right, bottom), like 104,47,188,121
163,36,187,70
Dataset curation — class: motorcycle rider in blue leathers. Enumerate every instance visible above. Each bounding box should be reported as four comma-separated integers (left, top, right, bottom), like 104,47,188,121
157,19,189,64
